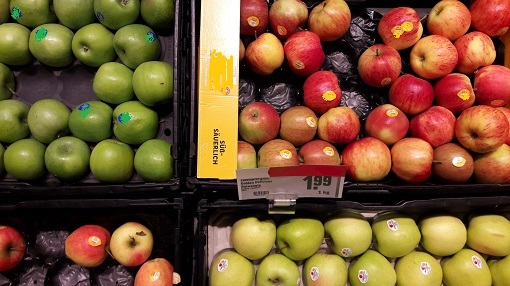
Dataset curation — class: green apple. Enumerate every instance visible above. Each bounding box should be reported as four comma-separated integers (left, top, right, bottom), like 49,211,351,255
132,61,173,106
324,210,372,258
9,0,57,28
45,136,91,182
209,250,254,286
29,23,75,68
0,143,5,176
488,255,510,286
72,23,116,67
348,249,396,286
134,139,173,182
230,216,276,261
112,100,158,145
441,248,492,286
0,0,9,24
395,251,442,286
418,213,467,257
372,211,421,258
68,101,113,143
256,253,301,286
53,0,96,30
276,217,324,261
4,138,46,181
27,99,70,144
303,252,348,286
0,23,32,66
467,213,510,257
94,0,140,30
0,99,29,143
140,0,175,30
113,24,161,69
93,62,135,104
89,139,134,183
0,62,15,100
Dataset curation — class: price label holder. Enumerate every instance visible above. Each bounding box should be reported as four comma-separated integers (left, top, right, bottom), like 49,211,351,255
236,165,347,204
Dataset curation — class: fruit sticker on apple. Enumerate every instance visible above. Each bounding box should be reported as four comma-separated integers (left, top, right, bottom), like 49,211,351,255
377,7,423,50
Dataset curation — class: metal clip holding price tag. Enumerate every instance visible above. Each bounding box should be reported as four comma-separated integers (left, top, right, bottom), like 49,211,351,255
236,165,347,200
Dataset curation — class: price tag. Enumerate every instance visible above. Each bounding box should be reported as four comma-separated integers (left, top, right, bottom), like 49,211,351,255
236,165,346,200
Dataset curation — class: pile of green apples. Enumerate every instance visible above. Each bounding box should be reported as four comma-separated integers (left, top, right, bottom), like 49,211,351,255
0,0,176,184
209,210,510,286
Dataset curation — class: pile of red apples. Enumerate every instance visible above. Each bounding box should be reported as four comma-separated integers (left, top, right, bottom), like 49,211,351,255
238,0,510,185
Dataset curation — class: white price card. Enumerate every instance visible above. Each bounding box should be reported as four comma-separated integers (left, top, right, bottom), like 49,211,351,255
236,165,347,200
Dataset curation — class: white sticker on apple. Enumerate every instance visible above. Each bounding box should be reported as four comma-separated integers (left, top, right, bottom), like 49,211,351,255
387,219,399,231
472,256,483,269
420,262,431,275
358,269,369,283
217,259,228,272
310,267,319,281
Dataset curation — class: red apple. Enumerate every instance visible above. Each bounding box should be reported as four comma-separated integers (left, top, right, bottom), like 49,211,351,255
364,104,409,146
134,258,175,286
454,31,496,75
308,0,351,42
239,101,280,145
377,7,423,50
427,0,471,41
283,30,325,77
317,106,360,145
433,73,475,115
279,105,318,146
257,139,299,167
473,65,510,107
432,142,474,184
238,141,257,169
303,70,342,114
341,137,392,181
498,107,510,145
409,106,456,148
268,0,308,40
298,139,341,165
410,35,458,79
473,144,510,183
389,74,434,115
65,225,110,268
239,39,245,62
357,44,402,88
0,225,26,271
391,137,434,183
240,0,269,36
109,222,153,267
470,0,510,37
455,105,509,153
245,33,285,76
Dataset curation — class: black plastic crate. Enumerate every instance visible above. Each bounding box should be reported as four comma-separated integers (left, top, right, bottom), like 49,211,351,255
186,0,510,197
0,0,188,196
195,195,510,286
0,197,192,285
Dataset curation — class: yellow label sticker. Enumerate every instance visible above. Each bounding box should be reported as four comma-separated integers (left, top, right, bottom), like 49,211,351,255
280,150,292,159
391,25,404,38
173,273,181,284
277,25,287,36
88,236,102,247
457,89,471,101
401,21,414,32
323,147,335,157
491,99,506,106
381,77,392,86
150,270,160,282
294,60,305,70
247,16,259,27
452,156,466,167
386,109,398,117
322,91,337,101
306,117,316,128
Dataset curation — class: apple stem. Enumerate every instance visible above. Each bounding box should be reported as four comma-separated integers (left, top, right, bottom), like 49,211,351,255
432,160,443,164
7,86,16,97
129,235,137,246
375,48,380,56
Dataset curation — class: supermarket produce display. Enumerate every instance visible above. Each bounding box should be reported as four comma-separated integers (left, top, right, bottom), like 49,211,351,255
0,0,186,195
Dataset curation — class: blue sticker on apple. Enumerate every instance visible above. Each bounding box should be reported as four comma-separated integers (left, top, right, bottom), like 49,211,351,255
96,12,104,22
34,28,48,43
78,103,91,119
11,7,22,19
118,112,132,124
145,31,156,43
